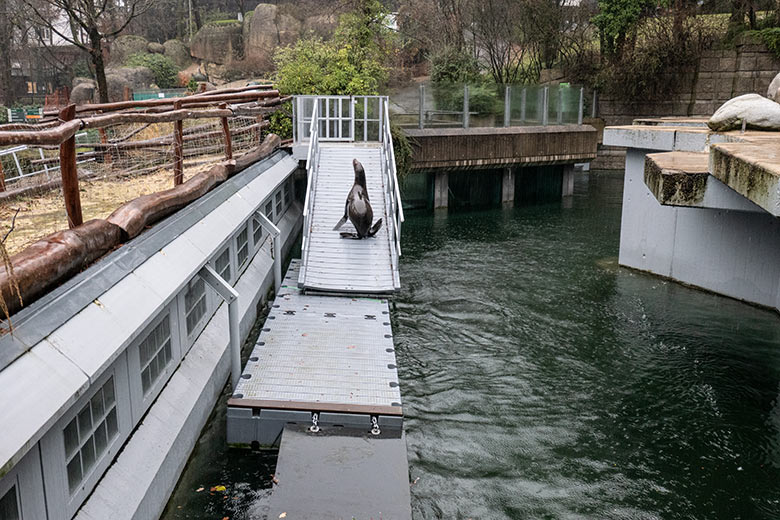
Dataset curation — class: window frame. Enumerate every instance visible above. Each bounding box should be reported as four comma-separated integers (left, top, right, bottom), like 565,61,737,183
126,305,182,422
40,360,131,520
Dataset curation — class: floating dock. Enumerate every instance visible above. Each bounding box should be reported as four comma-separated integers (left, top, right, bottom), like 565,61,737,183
227,96,410,518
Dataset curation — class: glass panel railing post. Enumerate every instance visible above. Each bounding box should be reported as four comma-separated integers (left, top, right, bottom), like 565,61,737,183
542,87,549,126
504,85,511,127
557,87,563,125
463,84,470,129
592,90,598,118
419,84,425,129
578,87,584,125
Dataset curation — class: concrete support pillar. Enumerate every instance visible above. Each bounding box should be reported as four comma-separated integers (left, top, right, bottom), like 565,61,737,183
434,171,448,209
562,164,575,197
501,167,515,204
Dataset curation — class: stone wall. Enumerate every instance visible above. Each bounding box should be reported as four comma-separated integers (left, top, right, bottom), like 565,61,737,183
591,36,780,169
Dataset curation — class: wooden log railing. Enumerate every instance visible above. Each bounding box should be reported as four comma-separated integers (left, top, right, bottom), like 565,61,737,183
0,88,286,229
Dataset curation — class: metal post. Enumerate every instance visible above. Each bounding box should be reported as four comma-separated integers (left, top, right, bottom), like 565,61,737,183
520,88,526,124
463,85,470,129
364,97,368,141
0,159,5,192
557,87,563,125
292,97,297,143
173,100,184,185
542,87,549,126
418,84,425,129
39,148,48,176
592,90,598,118
11,151,22,178
504,85,511,127
578,87,584,125
198,265,241,391
255,210,282,294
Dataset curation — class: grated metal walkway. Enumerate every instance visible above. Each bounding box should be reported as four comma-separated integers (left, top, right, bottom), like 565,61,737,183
299,144,400,294
230,259,402,415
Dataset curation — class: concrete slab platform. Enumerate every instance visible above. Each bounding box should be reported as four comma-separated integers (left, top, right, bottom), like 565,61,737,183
710,141,780,217
267,425,412,520
644,151,710,207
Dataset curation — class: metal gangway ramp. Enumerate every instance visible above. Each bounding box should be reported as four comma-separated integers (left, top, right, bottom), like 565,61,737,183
227,96,410,519
297,95,403,294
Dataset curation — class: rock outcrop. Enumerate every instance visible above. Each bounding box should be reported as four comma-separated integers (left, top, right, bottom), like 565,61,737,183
190,23,243,65
767,72,780,104
147,42,165,54
708,93,780,131
164,39,191,68
243,4,301,67
109,35,149,65
70,79,97,104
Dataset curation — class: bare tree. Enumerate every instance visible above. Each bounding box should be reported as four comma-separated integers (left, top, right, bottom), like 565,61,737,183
22,0,154,102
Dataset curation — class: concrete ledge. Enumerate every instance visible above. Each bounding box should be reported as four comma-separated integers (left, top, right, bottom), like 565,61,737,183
75,203,303,520
710,142,780,217
644,151,710,207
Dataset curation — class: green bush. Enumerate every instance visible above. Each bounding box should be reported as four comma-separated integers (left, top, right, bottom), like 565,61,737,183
754,28,780,58
390,121,412,180
0,106,7,124
268,100,293,140
429,46,480,84
126,53,180,88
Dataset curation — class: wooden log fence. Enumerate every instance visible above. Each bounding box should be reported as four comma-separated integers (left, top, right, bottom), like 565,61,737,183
0,88,286,236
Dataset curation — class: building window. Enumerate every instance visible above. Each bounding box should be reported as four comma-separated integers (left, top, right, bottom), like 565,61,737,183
63,377,118,495
138,316,173,395
252,214,264,249
265,201,273,222
283,180,291,206
215,247,231,281
275,190,283,218
184,278,207,336
236,226,249,269
0,485,19,520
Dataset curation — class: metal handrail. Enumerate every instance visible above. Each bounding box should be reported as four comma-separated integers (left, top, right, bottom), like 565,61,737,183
381,98,404,263
301,101,320,268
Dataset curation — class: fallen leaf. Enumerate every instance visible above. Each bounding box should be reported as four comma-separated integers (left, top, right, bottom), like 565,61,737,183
272,475,280,484
195,487,204,492
279,513,287,519
211,485,227,492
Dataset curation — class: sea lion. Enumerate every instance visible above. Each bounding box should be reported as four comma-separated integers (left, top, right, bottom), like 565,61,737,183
332,158,383,239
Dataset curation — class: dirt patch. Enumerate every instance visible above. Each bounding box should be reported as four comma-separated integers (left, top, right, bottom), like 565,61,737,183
0,161,217,257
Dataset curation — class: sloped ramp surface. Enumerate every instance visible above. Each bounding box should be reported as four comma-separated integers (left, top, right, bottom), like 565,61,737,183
299,144,399,294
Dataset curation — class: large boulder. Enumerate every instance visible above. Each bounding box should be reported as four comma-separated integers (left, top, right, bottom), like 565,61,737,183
70,82,96,104
243,4,301,67
147,41,165,54
105,73,132,102
164,39,191,68
105,66,155,89
708,93,780,131
190,22,243,65
767,72,780,104
72,77,95,90
109,35,149,65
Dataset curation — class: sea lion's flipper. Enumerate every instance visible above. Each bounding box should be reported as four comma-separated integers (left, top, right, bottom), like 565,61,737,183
332,199,350,231
332,215,348,231
367,218,383,237
339,232,360,239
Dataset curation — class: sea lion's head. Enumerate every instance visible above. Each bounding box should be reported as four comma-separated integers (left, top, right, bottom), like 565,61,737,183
353,159,367,188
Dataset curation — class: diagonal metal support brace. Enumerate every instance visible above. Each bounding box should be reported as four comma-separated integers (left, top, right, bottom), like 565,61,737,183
254,210,282,294
199,264,241,392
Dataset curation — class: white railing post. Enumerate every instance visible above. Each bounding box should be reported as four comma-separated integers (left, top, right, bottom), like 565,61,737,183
198,265,241,391
578,87,584,125
463,85,470,129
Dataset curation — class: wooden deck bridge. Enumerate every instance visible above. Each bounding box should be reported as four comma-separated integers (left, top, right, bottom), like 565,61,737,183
227,96,410,519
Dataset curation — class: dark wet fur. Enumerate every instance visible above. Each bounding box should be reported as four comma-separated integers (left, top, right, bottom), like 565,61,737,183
332,159,383,238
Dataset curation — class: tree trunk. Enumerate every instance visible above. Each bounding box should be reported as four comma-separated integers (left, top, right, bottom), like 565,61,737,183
0,0,15,106
89,30,109,104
